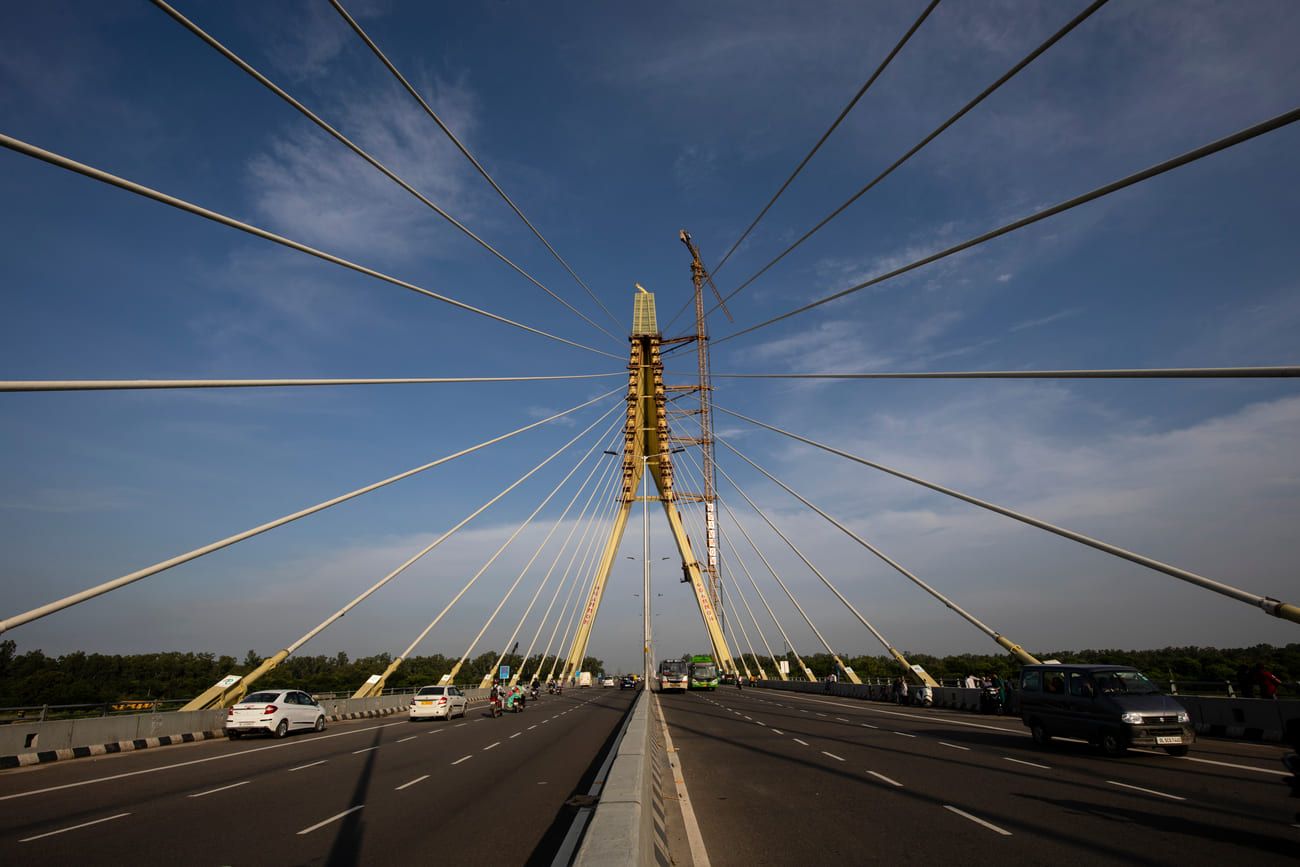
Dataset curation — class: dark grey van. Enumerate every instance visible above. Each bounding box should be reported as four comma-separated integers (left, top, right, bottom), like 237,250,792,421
1020,664,1194,756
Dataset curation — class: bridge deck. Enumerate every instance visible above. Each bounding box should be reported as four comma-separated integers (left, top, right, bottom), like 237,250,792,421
659,687,1294,865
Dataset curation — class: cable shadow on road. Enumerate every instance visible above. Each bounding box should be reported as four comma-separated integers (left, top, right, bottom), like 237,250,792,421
323,725,383,867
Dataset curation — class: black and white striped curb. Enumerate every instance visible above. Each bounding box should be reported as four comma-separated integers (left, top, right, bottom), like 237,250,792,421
0,698,494,770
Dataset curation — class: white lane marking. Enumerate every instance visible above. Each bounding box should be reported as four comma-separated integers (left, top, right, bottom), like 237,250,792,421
528,725,538,730
939,742,970,751
815,713,827,717
187,780,250,798
20,812,131,842
771,729,785,735
297,805,363,835
744,715,752,720
510,732,523,739
835,717,850,723
893,731,917,738
352,746,379,755
821,751,845,762
755,721,766,726
861,723,878,729
0,720,407,803
543,719,551,724
426,729,443,734
455,723,468,728
1003,757,1051,770
944,805,1011,836
769,692,1020,733
397,736,417,743
289,760,328,771
868,771,903,787
793,738,810,746
1107,780,1185,801
395,775,429,791
655,693,712,867
483,742,501,751
1135,751,1288,777
451,755,473,765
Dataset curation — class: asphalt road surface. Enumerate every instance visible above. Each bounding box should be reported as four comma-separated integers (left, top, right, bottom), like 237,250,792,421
0,687,637,866
659,686,1296,866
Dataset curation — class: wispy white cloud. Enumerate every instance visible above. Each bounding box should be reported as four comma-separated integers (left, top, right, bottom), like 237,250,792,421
1008,306,1082,333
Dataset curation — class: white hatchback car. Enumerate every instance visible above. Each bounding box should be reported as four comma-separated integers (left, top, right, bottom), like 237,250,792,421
409,685,468,720
226,689,326,739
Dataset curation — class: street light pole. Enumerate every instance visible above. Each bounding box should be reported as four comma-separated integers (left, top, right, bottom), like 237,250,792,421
642,454,653,686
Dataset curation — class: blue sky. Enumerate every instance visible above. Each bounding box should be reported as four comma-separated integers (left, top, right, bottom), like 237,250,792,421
2,1,1298,677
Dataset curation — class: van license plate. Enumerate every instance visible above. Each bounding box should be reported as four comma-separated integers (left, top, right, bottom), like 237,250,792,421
1155,736,1182,745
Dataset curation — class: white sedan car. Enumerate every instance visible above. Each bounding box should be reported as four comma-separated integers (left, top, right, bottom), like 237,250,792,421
226,689,326,739
601,676,616,687
410,685,468,720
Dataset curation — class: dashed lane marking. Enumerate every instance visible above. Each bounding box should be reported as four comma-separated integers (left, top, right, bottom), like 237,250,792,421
793,738,810,746
1003,757,1051,770
297,805,363,836
939,742,970,751
289,760,328,771
821,751,845,762
451,755,473,765
893,731,917,738
835,717,850,722
187,780,249,798
861,723,878,729
528,725,538,730
352,746,379,755
867,771,903,787
397,736,417,743
944,805,1011,835
510,732,522,739
20,812,131,843
395,775,429,791
1106,780,1185,801
483,742,500,751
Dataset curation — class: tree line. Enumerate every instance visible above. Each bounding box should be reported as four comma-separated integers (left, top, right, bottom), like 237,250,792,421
0,641,605,707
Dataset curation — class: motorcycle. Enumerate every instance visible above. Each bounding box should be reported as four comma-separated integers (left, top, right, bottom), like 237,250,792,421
489,695,503,718
530,685,540,701
979,685,1004,715
912,685,934,708
505,691,526,713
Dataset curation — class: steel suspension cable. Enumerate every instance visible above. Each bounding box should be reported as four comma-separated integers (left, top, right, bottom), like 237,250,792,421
712,366,1300,382
0,388,617,635
713,0,1108,313
676,443,787,675
715,500,816,681
0,134,620,361
522,457,622,684
286,401,621,662
717,103,1300,343
377,403,622,667
0,373,624,393
717,434,1038,663
664,0,942,332
718,567,763,677
505,434,625,685
721,549,784,678
716,405,1300,625
328,0,621,332
714,460,901,675
546,469,624,681
151,0,618,344
441,416,625,679
554,480,626,680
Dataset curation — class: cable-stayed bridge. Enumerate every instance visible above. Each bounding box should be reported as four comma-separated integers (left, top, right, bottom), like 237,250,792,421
2,1,1298,863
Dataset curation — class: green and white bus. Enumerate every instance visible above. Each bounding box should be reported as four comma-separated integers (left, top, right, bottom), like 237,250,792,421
688,655,719,690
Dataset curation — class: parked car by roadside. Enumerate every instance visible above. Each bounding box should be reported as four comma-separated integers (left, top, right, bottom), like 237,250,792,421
227,689,325,739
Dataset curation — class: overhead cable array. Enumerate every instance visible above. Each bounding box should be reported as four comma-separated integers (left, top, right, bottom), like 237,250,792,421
715,405,1300,625
664,0,943,331
712,0,1110,313
0,133,620,360
151,0,618,343
327,0,621,332
716,104,1300,344
0,388,618,635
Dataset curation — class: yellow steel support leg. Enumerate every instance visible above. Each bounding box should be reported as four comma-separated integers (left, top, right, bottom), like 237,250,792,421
181,649,291,711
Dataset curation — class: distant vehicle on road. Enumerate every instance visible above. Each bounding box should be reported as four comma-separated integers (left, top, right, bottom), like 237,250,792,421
578,672,593,688
409,685,467,720
620,676,637,690
226,689,325,739
1020,664,1194,756
688,655,719,691
601,676,616,687
658,659,689,692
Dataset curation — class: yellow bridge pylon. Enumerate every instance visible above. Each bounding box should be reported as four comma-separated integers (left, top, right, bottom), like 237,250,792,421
560,287,736,679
